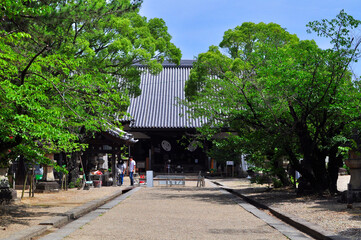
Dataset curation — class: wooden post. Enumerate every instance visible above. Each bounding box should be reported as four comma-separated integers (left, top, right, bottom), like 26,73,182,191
149,148,153,170
28,173,31,197
29,167,35,197
146,157,149,170
21,171,28,200
32,167,35,197
112,151,117,186
79,155,86,190
65,174,68,191
61,175,64,190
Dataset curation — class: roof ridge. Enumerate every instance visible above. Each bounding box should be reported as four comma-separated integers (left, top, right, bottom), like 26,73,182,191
133,59,195,68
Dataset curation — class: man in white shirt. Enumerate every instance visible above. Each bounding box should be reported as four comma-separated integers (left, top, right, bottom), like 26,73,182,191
116,160,126,186
128,156,136,186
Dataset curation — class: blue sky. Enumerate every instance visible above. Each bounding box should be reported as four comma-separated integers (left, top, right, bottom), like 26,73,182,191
139,0,361,77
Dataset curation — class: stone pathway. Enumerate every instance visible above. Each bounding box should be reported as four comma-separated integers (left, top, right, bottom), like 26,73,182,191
42,180,309,240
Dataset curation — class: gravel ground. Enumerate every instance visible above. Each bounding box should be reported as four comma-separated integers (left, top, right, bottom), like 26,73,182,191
0,175,360,239
0,178,131,239
215,175,361,240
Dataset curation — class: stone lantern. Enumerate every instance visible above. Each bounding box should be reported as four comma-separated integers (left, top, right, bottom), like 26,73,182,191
0,167,10,188
0,165,17,203
42,154,56,181
344,150,361,203
35,153,59,193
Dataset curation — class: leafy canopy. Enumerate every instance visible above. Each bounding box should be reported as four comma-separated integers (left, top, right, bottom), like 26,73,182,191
183,11,361,191
0,0,181,167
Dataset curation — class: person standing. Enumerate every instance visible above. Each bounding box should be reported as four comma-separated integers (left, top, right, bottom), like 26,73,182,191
116,160,126,186
128,156,136,186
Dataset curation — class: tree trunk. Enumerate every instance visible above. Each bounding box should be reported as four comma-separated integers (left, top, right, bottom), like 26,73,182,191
311,150,328,193
328,146,343,194
15,155,26,186
67,152,80,186
270,156,290,186
295,122,329,194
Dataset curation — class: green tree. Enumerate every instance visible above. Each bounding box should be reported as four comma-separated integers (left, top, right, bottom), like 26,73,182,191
0,0,181,171
183,11,361,194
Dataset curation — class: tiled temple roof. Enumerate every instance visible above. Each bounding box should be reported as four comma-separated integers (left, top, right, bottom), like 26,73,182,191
126,60,205,129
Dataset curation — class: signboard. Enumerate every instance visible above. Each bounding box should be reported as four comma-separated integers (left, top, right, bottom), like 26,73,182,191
103,145,112,150
226,161,234,166
138,162,145,168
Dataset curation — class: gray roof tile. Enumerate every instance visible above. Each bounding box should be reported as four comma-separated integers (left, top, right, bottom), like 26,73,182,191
126,60,205,129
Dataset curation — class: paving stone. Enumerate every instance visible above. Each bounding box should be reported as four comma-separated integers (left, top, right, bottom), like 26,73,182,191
3,225,49,240
39,216,69,228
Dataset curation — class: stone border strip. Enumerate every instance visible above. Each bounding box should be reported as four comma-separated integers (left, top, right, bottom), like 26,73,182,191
2,225,50,240
61,186,133,220
39,216,69,228
2,186,134,240
213,181,350,240
39,187,142,240
210,181,311,240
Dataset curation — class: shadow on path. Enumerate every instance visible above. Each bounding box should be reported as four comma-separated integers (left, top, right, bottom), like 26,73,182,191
141,187,236,206
0,204,53,227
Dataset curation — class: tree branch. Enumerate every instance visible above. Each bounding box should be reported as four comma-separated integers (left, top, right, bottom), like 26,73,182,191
20,45,48,85
32,73,86,120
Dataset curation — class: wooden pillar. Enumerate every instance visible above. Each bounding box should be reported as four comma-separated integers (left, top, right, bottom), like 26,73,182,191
150,146,154,170
112,148,117,186
146,157,149,170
